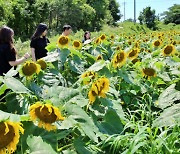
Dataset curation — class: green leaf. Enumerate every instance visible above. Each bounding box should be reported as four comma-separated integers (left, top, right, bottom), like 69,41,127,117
59,48,70,64
27,136,57,154
0,84,7,96
0,110,28,122
74,137,92,154
88,61,107,72
44,51,59,62
153,104,180,127
99,108,124,135
3,77,30,93
65,103,99,142
157,84,180,109
46,42,57,52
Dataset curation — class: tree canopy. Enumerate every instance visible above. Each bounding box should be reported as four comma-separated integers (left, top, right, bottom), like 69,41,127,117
0,0,121,40
162,4,180,24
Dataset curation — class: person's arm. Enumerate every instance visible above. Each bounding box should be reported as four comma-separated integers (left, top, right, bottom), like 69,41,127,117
9,53,30,66
31,48,36,62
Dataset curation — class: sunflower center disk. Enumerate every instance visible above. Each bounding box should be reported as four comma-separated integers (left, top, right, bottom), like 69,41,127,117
117,53,124,62
0,122,15,149
74,42,80,47
143,68,155,76
22,63,37,76
59,38,68,45
35,106,57,123
164,46,173,54
154,41,160,46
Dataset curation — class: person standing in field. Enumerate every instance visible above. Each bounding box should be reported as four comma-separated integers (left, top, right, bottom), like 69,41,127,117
30,23,50,61
82,31,95,45
0,26,30,76
61,25,72,36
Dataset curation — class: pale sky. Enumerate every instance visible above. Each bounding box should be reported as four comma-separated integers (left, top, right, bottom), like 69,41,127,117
117,0,180,21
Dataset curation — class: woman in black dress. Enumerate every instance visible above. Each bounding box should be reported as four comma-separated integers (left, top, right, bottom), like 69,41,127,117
30,23,50,61
0,26,30,76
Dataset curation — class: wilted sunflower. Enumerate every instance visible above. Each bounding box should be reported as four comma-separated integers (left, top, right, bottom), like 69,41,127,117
20,61,41,77
81,71,97,85
162,44,176,56
0,121,24,154
88,77,109,104
100,34,106,42
29,102,65,131
112,51,127,68
96,55,103,61
142,68,156,79
153,40,162,47
57,35,69,48
37,59,47,70
73,40,82,50
128,48,139,60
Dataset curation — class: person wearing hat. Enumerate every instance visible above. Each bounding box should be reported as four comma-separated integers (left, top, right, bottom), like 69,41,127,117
30,23,50,61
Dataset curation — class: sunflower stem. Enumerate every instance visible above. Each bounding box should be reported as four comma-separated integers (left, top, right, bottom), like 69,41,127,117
57,143,73,152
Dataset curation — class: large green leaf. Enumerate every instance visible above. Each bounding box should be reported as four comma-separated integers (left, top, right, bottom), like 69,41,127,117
88,61,107,72
99,108,124,135
0,110,28,122
74,137,93,154
65,103,99,142
157,84,180,109
153,104,180,127
27,136,57,154
3,77,30,93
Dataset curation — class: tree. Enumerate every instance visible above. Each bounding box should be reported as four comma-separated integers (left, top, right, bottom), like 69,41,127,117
109,0,121,23
162,4,180,24
138,7,157,30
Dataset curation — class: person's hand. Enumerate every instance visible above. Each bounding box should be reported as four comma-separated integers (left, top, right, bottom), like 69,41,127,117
24,53,30,59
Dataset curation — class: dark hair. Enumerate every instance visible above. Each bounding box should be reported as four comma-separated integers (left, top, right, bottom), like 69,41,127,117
63,25,72,32
0,26,16,54
31,23,48,40
84,31,91,41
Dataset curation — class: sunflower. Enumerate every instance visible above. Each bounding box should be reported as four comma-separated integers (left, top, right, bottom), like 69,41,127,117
110,35,115,40
116,46,121,51
95,37,101,45
128,40,132,45
112,51,127,68
142,68,156,79
73,40,82,50
37,59,47,70
162,44,176,56
128,48,139,60
132,58,140,64
88,85,98,103
20,61,41,77
0,121,24,154
100,34,106,42
88,77,109,104
29,102,65,131
153,40,162,47
57,35,69,48
81,71,97,85
96,55,103,61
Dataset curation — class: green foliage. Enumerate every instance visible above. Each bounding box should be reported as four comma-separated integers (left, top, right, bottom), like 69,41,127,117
138,6,157,30
0,0,121,39
162,4,180,24
0,25,179,153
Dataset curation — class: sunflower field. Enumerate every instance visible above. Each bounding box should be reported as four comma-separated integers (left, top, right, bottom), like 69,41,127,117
0,30,180,154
